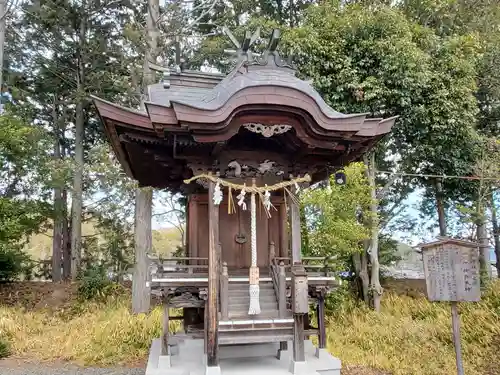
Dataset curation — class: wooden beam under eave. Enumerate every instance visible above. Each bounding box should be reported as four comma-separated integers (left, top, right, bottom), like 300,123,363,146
207,180,220,367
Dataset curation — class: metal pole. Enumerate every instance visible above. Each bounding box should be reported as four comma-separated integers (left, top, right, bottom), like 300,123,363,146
451,301,465,375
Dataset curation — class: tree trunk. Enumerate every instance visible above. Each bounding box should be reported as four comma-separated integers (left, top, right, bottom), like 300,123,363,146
434,179,447,237
131,0,159,313
434,179,447,238
62,190,71,280
51,96,63,282
476,177,491,282
365,153,382,312
352,253,366,301
359,251,370,304
491,192,500,278
70,9,86,280
132,188,153,314
477,217,491,282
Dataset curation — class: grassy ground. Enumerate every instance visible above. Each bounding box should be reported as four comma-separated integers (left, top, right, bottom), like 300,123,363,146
0,281,499,375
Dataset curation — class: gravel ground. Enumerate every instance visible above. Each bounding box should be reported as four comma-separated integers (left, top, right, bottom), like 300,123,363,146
0,359,145,375
0,358,390,375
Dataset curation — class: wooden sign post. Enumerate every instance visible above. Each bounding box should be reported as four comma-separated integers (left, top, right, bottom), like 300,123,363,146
419,237,481,375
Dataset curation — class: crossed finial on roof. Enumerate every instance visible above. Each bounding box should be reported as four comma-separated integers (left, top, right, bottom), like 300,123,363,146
222,27,294,70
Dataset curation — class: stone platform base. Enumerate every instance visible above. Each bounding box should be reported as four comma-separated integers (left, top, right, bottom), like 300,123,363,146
145,338,341,375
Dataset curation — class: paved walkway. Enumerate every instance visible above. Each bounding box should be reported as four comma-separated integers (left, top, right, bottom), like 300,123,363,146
0,359,144,375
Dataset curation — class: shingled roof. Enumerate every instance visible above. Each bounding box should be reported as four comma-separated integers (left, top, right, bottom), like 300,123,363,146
91,28,396,190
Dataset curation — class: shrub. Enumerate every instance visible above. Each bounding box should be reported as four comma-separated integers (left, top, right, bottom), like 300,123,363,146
0,336,11,359
77,265,128,301
0,245,32,282
77,265,112,301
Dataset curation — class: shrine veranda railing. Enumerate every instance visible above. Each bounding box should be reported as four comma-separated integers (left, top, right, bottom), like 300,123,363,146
149,254,340,318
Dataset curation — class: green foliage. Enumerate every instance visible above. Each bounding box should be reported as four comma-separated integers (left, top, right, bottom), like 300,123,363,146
77,265,113,301
302,163,372,268
285,3,481,210
0,113,51,197
0,336,11,359
0,245,33,283
324,283,360,315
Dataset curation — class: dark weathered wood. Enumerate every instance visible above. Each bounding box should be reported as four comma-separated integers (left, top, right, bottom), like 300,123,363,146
204,302,208,354
280,341,288,352
188,197,199,261
269,241,276,265
221,262,229,321
207,180,219,367
162,303,169,355
290,199,302,264
317,296,326,349
168,292,205,308
278,262,286,318
293,314,305,362
279,203,288,258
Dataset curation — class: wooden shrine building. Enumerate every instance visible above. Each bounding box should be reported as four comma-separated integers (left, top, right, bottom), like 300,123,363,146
92,29,395,375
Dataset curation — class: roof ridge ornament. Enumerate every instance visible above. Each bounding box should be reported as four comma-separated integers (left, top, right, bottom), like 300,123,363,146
223,27,295,70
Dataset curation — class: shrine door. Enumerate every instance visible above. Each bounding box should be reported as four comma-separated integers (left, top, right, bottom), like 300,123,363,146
187,195,288,270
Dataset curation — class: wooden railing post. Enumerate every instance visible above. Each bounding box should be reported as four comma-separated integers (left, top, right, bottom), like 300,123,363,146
269,241,276,265
278,261,286,318
291,265,308,366
317,293,326,350
162,301,170,355
221,262,229,321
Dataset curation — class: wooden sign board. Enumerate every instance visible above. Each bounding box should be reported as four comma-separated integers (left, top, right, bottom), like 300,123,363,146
420,238,480,302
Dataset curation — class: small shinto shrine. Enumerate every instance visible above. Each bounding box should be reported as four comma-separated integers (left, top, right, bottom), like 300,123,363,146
92,29,395,375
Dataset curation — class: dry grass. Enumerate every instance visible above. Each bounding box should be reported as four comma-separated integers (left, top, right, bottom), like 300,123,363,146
0,298,181,366
326,281,500,375
0,281,498,374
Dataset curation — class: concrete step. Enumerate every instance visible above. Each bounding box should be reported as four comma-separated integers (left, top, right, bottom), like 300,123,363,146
228,294,277,304
229,283,274,291
229,302,278,312
219,324,293,334
228,309,280,319
219,330,293,345
228,290,276,297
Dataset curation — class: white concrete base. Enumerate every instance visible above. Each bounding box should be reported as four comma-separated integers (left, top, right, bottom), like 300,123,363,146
289,360,317,375
315,348,329,360
145,337,341,375
204,365,222,375
158,355,172,369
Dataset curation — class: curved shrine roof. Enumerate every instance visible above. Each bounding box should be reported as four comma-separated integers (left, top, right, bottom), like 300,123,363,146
91,29,396,190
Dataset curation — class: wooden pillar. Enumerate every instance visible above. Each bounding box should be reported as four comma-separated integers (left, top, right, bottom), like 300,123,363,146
291,266,307,364
207,181,219,367
162,302,170,355
278,262,286,318
204,302,208,354
221,262,229,321
187,196,199,261
290,200,301,264
279,203,288,258
269,241,276,265
317,295,326,349
293,314,306,362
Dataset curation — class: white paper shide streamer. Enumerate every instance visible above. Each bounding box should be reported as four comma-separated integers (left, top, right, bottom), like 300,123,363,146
237,186,247,210
247,192,261,315
213,180,223,205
